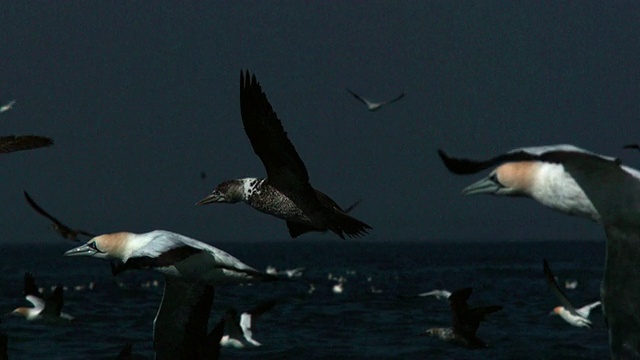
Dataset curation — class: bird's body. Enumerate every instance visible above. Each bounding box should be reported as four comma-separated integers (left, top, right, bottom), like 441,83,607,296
11,273,73,322
346,89,404,111
424,288,502,349
439,144,640,358
197,71,371,239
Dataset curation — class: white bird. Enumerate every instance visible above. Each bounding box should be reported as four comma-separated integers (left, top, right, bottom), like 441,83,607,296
63,230,276,285
439,144,640,358
346,89,404,111
220,300,276,348
417,289,452,300
0,100,15,113
544,260,600,328
10,273,74,322
565,279,578,290
64,230,274,359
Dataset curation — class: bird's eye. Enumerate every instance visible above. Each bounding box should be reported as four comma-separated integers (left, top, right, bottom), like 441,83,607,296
88,242,98,250
489,173,503,187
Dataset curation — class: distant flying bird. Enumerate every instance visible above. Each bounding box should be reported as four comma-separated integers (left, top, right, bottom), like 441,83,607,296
221,300,277,348
23,191,95,241
544,260,600,329
418,289,452,300
0,100,15,113
424,288,502,349
10,273,74,322
564,279,578,290
438,144,640,358
196,71,371,239
346,89,404,111
0,135,52,154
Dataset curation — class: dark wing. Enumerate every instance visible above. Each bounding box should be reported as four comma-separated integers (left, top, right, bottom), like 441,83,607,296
555,153,640,357
41,285,64,317
346,89,369,105
543,259,576,313
381,92,405,105
153,277,215,360
0,135,53,154
23,191,67,228
116,343,133,360
449,288,472,331
461,305,503,336
203,317,224,360
623,144,640,151
437,149,539,175
248,299,277,319
240,70,311,191
24,272,40,297
224,308,244,341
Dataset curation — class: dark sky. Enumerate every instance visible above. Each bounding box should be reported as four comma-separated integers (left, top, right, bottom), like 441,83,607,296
1,2,639,243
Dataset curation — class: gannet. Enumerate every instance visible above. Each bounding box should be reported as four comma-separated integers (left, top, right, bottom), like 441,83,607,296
63,230,275,285
23,191,95,241
0,100,15,113
0,135,52,154
424,288,502,349
220,300,276,348
10,273,73,322
196,71,371,239
346,89,404,111
418,289,452,300
439,144,640,358
565,279,579,290
544,260,601,328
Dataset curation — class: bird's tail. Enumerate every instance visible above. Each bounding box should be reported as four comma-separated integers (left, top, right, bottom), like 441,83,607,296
328,212,372,239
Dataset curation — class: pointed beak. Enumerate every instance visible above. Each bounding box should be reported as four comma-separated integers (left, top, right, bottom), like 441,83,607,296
462,177,500,196
63,244,97,257
195,191,223,206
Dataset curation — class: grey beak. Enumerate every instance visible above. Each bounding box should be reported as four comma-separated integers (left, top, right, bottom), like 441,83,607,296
195,191,222,206
462,177,500,196
63,244,96,257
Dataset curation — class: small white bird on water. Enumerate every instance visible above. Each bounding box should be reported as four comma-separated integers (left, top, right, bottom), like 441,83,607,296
10,273,74,322
544,260,600,329
346,89,404,112
417,289,452,300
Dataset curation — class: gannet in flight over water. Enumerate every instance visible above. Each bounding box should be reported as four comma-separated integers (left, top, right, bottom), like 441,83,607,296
220,300,277,348
64,230,274,359
439,144,640,358
424,287,502,349
10,273,73,322
0,100,15,113
196,71,371,239
346,89,404,111
23,191,95,241
544,259,601,328
418,289,452,300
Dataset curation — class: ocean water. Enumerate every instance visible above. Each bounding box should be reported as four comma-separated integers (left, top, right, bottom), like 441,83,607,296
0,240,608,359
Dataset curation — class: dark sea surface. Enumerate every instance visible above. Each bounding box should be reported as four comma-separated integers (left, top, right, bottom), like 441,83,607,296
0,240,608,359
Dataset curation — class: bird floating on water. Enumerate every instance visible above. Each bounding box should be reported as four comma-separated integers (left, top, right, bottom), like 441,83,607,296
346,89,404,112
196,71,371,239
424,287,502,349
544,260,600,329
439,144,640,358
